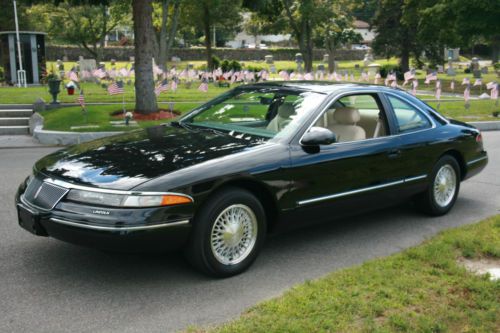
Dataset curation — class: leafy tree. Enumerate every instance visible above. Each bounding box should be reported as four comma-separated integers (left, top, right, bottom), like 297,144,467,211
371,0,420,72
153,0,182,69
28,1,130,62
245,0,333,73
183,0,242,69
314,2,361,73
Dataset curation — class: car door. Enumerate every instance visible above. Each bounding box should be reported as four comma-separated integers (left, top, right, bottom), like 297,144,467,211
382,92,437,195
281,92,409,224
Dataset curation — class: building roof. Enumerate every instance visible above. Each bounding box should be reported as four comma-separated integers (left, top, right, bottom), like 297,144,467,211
353,20,370,29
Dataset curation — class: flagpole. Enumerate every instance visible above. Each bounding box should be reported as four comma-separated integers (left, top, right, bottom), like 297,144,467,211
13,0,26,87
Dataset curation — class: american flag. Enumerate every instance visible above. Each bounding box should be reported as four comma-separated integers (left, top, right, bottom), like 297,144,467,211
464,85,470,102
198,77,208,92
411,80,418,95
462,77,470,85
304,73,314,80
76,90,85,107
108,80,124,95
473,79,482,86
68,71,79,82
424,72,437,84
92,68,106,79
154,79,169,96
119,68,130,77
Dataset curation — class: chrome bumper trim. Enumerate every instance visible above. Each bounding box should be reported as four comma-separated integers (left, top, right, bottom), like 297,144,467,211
49,218,190,231
466,155,488,166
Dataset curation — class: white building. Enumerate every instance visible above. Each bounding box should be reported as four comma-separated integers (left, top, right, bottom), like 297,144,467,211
226,13,291,48
353,20,376,44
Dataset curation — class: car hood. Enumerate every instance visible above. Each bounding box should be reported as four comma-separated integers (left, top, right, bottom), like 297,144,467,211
35,125,269,190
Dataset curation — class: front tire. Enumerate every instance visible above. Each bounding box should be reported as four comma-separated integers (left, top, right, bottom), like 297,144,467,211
415,155,461,216
185,187,266,277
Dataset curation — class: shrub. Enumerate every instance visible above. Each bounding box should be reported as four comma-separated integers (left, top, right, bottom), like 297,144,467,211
0,66,4,82
379,64,404,80
211,55,221,70
246,65,266,72
221,59,242,72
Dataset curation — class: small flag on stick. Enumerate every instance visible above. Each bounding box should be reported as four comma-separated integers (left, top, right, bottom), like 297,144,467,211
108,80,124,95
154,79,169,96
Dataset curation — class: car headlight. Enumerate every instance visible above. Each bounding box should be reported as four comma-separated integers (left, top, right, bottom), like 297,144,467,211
66,189,193,208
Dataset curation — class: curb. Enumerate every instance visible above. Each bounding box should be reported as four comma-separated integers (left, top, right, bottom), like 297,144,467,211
468,121,500,131
33,125,123,145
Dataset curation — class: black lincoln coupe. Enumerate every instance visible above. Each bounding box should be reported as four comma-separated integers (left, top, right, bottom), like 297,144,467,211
16,82,488,277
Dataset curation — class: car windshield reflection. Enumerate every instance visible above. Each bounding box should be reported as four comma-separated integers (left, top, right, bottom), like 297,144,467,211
181,87,327,139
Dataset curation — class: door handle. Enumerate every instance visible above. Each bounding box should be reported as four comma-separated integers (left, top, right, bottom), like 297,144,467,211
387,149,401,159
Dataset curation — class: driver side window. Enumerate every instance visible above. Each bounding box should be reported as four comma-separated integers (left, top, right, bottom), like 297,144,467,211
314,94,387,143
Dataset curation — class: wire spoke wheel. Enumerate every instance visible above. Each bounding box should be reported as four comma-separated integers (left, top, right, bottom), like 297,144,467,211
210,204,258,265
433,164,457,208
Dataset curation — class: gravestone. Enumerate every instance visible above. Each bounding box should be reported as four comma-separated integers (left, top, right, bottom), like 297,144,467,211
129,56,135,62
265,55,274,64
471,57,481,78
363,49,374,66
367,63,380,75
171,56,181,62
270,64,277,74
62,55,68,62
481,67,488,74
323,54,329,63
79,58,97,72
437,65,444,73
317,64,325,72
295,53,303,73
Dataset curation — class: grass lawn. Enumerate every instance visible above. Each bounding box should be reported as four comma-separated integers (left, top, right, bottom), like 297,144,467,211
41,103,198,132
190,215,500,333
2,58,496,104
39,95,499,132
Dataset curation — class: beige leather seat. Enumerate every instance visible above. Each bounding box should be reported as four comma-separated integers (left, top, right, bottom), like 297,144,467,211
266,103,295,132
328,107,366,142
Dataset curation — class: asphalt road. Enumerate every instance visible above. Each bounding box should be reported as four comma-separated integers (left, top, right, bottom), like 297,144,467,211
1,132,499,333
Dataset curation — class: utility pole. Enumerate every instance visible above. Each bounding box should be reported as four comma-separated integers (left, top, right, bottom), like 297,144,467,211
13,0,26,87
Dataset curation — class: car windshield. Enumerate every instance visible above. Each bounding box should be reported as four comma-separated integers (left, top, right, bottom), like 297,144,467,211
181,87,327,139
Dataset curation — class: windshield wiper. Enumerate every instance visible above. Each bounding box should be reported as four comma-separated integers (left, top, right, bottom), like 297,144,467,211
170,121,196,131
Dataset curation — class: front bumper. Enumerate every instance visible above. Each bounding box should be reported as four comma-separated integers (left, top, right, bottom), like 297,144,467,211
16,181,194,252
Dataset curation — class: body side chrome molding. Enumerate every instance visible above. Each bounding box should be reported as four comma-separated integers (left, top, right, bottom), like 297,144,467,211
297,174,427,206
49,217,190,231
466,155,488,166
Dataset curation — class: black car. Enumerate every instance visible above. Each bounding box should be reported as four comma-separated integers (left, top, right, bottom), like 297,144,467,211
16,82,488,277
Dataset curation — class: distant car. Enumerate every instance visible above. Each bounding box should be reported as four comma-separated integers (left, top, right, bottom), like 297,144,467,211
246,43,268,49
352,44,371,50
16,82,488,277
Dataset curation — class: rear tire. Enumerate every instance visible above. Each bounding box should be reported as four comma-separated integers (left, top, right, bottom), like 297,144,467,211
415,155,461,216
185,187,266,277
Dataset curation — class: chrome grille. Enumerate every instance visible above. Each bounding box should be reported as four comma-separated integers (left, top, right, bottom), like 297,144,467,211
23,178,69,210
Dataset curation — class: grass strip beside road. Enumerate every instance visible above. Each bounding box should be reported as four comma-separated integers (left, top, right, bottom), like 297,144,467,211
191,215,500,333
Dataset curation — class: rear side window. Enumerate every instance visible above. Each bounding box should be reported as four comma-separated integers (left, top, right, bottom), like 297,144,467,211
387,95,431,133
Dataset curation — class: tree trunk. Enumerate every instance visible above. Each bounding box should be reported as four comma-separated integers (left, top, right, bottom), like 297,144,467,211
133,0,158,114
97,4,108,63
327,42,335,74
158,0,170,70
492,34,500,64
165,0,181,63
400,44,410,72
302,20,314,73
203,4,213,70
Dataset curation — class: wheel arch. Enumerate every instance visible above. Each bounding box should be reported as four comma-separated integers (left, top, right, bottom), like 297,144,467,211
440,149,466,180
210,178,280,233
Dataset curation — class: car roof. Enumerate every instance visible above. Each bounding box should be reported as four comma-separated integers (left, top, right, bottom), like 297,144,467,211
243,81,403,95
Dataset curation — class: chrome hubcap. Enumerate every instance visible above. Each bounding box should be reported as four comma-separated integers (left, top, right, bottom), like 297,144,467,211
433,164,457,207
210,204,258,265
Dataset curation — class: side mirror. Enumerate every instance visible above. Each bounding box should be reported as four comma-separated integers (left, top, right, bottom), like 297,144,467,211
301,127,337,146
